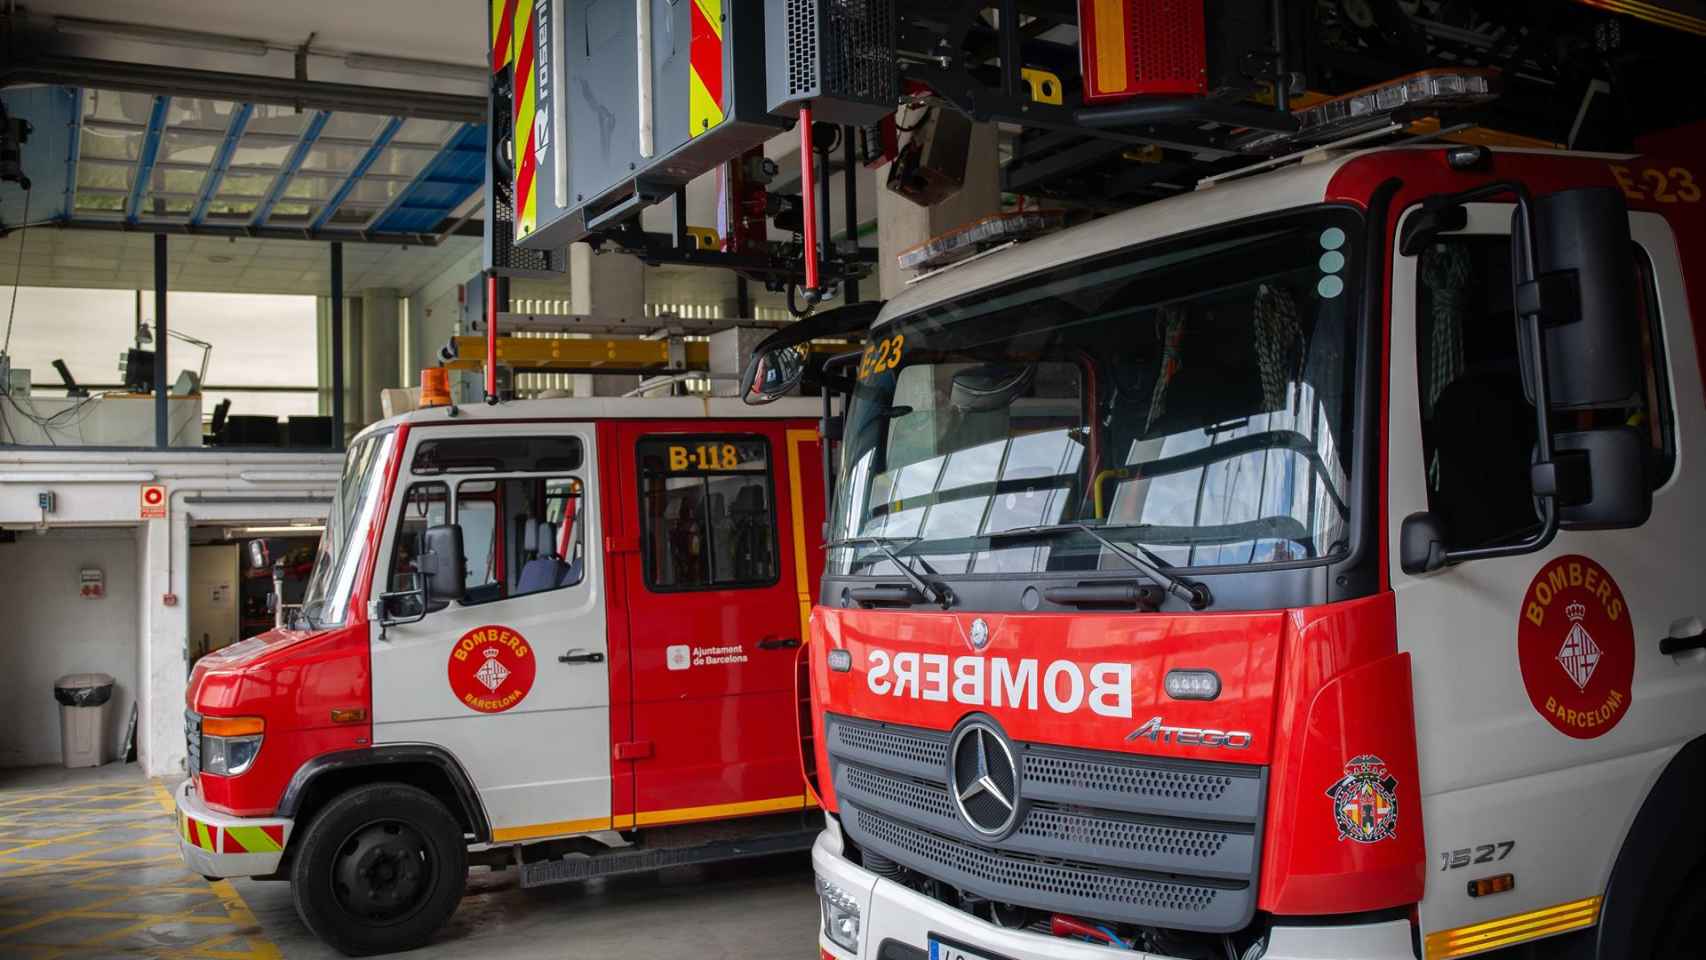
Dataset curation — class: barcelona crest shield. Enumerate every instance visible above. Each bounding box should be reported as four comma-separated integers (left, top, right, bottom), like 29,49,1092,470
1326,754,1399,844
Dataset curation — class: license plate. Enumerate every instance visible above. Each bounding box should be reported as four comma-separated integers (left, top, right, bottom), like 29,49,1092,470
928,937,1006,960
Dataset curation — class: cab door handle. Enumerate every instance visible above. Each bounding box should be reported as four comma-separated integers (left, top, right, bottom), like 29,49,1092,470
1660,619,1706,656
757,637,800,650
559,649,606,664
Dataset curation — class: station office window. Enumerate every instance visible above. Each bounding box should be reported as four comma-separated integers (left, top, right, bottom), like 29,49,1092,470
636,436,779,591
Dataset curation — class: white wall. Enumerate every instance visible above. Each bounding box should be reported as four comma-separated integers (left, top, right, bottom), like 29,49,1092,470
0,527,140,768
0,450,341,776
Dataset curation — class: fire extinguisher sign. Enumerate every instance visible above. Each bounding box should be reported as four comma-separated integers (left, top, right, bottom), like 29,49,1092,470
139,484,167,520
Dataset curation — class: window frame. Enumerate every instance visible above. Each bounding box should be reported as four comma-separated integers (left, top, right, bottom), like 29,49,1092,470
634,432,783,594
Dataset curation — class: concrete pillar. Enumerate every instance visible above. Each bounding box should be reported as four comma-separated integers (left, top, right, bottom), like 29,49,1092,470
315,296,332,416
139,513,189,777
709,326,771,397
876,121,1002,301
360,288,402,425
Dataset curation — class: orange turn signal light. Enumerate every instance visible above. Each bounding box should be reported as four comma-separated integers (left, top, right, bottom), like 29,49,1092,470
1467,873,1516,898
330,708,368,724
202,716,264,737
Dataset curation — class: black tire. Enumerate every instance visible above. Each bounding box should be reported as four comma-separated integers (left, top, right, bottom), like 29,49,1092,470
289,782,467,956
1652,859,1706,958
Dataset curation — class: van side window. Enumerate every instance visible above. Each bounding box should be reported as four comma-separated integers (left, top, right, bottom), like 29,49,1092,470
636,436,779,591
1415,237,1673,548
387,473,585,606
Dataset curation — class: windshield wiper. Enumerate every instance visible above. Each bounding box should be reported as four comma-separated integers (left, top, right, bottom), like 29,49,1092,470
826,536,953,609
989,522,1213,610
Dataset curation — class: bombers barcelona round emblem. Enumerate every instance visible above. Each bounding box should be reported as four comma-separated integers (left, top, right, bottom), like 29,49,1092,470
447,625,536,714
1327,754,1399,844
1517,555,1634,740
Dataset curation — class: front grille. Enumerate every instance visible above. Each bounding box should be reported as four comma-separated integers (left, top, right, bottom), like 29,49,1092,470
185,710,202,773
828,715,1265,933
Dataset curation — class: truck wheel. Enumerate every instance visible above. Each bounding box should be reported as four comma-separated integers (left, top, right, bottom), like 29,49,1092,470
290,783,467,956
1652,860,1706,957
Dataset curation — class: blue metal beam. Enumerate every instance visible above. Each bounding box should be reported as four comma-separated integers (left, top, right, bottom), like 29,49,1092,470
190,102,253,226
250,109,330,227
62,87,82,222
124,95,170,223
369,123,485,234
310,115,403,232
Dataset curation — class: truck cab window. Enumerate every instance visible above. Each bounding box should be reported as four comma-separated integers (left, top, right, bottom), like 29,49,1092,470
1415,237,1673,548
637,436,778,591
387,472,585,608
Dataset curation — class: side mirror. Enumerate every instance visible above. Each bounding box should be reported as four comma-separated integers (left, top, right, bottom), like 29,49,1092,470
1517,187,1643,410
1555,428,1652,529
418,524,466,604
741,343,809,404
377,572,430,632
739,301,885,405
1400,512,1449,575
246,539,269,570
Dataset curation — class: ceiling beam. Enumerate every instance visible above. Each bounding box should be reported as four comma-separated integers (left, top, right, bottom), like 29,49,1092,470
124,95,170,223
190,102,254,225
3,54,484,124
250,110,330,227
50,216,482,246
311,115,403,231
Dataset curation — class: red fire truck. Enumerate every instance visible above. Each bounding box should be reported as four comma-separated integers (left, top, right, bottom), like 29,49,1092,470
173,397,829,954
752,143,1706,960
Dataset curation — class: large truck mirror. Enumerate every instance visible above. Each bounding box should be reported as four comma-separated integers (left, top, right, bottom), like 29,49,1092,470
739,301,885,405
1514,187,1643,410
418,524,466,605
1554,428,1653,529
246,538,269,571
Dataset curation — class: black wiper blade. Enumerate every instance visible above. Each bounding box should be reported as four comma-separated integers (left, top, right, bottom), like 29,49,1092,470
989,522,1213,610
826,536,953,609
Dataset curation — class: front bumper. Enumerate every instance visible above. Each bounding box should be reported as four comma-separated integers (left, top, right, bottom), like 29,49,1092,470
174,779,293,879
812,820,1416,960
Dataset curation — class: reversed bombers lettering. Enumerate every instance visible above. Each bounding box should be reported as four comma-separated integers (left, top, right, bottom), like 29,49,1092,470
865,649,1133,718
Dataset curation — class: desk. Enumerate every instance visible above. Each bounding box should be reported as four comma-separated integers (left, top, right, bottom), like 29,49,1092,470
0,393,203,446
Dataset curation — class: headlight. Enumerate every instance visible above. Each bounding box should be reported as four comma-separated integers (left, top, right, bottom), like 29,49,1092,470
817,875,861,955
201,716,264,777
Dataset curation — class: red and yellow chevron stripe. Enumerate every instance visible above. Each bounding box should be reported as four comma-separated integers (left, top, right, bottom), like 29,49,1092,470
510,0,541,237
221,824,285,855
491,0,519,72
181,811,217,852
689,0,725,138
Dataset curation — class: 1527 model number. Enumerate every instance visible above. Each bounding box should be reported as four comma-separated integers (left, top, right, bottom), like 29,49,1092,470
1440,840,1515,870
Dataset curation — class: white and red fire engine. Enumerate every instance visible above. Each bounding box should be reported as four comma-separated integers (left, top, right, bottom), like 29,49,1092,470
174,397,830,954
762,142,1706,960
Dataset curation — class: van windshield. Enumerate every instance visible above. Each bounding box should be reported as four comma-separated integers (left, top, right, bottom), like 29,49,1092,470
829,210,1361,578
300,429,396,627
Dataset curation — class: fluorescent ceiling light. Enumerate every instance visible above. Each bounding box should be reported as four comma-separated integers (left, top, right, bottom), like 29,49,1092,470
0,471,157,483
53,17,269,57
344,53,486,85
227,525,325,536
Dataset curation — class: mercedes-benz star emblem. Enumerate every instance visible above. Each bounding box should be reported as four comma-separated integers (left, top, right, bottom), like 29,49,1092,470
968,617,990,650
949,720,1020,837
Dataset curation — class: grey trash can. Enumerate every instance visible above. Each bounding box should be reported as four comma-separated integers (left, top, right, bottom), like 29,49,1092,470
54,673,114,768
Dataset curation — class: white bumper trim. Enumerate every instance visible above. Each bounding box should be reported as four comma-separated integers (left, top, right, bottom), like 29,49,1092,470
811,821,1415,960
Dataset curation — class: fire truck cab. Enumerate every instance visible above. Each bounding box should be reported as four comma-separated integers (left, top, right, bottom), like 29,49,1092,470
775,145,1706,960
174,397,828,955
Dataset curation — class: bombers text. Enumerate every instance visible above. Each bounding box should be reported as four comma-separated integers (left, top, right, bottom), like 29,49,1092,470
865,649,1137,718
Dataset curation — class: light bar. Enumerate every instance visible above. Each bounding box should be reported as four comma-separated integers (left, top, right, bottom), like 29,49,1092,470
898,210,1066,274
1237,68,1501,154
1423,895,1600,959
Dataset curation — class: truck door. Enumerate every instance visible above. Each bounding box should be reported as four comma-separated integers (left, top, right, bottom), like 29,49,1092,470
369,423,613,842
1388,205,1706,935
610,421,815,826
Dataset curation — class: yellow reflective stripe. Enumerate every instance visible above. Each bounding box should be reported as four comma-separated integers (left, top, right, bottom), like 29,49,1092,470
225,825,282,854
785,429,815,642
1091,0,1128,94
633,793,805,827
491,815,612,843
688,66,725,140
1424,896,1601,959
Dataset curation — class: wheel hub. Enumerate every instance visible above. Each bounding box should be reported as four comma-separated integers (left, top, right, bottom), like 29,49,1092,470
331,820,432,923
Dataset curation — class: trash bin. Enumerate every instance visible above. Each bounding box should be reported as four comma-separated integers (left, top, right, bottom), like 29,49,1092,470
54,673,114,769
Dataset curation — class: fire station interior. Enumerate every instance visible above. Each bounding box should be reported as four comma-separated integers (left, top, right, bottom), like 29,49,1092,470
0,0,1704,958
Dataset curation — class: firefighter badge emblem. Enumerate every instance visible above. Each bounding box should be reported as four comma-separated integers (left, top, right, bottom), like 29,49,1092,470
1327,754,1399,844
447,625,536,714
1517,555,1633,740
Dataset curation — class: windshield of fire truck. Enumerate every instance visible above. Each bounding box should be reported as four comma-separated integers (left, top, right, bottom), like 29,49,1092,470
299,428,397,627
830,210,1360,577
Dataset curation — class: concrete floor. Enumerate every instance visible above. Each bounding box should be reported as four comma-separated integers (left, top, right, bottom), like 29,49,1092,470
0,763,820,959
